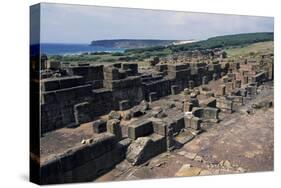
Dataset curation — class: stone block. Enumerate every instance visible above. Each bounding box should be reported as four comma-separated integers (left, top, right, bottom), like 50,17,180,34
126,134,166,165
171,85,180,95
149,92,158,103
189,80,194,89
41,76,84,92
122,63,138,75
108,111,122,120
167,64,189,71
130,106,144,117
74,102,92,125
106,119,122,141
41,79,60,91
119,100,131,111
190,117,202,130
217,84,226,96
235,80,242,88
150,118,167,136
92,119,107,133
184,101,193,112
128,120,153,140
66,65,104,82
216,98,233,113
103,66,119,80
202,76,208,85
242,76,249,84
199,97,216,108
203,107,219,122
47,61,61,70
171,115,185,133
155,64,168,73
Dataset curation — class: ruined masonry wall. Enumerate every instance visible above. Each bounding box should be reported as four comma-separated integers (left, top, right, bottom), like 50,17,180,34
40,62,227,134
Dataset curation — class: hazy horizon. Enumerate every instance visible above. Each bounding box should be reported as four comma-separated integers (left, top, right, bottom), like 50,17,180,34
39,3,274,44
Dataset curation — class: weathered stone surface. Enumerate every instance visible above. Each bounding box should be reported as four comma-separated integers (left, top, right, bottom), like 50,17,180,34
171,85,180,95
150,118,167,136
126,137,154,165
186,116,202,130
47,61,61,70
92,119,107,133
175,165,202,177
122,63,138,75
149,92,158,103
150,107,167,118
184,101,193,112
216,97,233,113
41,76,84,92
128,120,153,140
130,106,145,117
202,76,208,85
123,111,132,120
74,102,92,126
66,65,104,83
175,131,195,145
119,100,131,111
216,84,226,96
199,97,216,108
251,100,273,109
140,100,149,112
108,110,122,120
126,134,166,165
106,119,122,141
40,133,119,184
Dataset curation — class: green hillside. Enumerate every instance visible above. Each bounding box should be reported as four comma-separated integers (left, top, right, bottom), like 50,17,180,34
126,32,273,54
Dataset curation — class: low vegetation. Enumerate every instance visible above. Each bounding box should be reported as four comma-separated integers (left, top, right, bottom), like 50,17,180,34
49,32,273,64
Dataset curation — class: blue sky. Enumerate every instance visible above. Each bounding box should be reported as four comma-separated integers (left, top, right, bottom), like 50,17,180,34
40,3,274,44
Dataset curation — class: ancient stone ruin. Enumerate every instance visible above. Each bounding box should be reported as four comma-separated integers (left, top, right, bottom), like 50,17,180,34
38,52,273,184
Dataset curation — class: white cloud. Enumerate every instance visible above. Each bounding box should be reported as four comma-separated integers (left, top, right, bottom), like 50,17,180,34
39,3,274,43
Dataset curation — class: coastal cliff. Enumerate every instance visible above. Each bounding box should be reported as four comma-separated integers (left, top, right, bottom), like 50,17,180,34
90,39,180,48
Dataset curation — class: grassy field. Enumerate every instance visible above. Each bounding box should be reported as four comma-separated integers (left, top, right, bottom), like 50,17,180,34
225,41,273,58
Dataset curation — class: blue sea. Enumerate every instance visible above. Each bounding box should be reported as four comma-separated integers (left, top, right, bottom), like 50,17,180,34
40,43,125,55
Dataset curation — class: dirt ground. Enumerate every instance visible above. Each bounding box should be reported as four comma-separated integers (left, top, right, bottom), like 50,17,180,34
96,82,274,182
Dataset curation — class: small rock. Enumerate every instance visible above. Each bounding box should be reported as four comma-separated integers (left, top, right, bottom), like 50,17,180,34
155,161,166,167
219,160,224,166
194,155,203,162
199,170,212,176
175,165,201,177
140,100,149,112
166,102,176,109
190,92,198,98
123,111,132,120
237,167,247,173
184,152,197,160
81,138,93,144
177,151,187,156
223,160,232,169
108,110,122,120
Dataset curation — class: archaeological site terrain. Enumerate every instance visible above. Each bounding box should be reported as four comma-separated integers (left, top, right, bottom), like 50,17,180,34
30,33,274,184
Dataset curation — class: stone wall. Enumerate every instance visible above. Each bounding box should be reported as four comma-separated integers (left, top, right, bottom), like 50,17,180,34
40,60,245,134
39,133,130,184
40,84,92,133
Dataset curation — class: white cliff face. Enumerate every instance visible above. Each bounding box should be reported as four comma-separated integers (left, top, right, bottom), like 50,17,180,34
172,40,197,45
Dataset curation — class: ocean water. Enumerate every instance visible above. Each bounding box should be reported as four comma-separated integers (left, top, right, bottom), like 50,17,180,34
40,43,125,55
